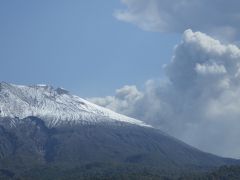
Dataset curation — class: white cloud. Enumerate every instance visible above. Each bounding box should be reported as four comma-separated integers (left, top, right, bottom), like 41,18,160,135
89,85,143,116
195,63,227,75
114,0,240,41
89,30,240,158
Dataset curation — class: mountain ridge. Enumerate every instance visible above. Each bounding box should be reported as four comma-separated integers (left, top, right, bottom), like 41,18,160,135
0,82,150,128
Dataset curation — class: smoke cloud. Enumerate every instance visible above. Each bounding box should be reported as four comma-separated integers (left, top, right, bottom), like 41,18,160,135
89,30,240,158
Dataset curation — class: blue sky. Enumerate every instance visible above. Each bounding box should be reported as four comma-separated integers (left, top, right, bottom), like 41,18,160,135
0,0,180,97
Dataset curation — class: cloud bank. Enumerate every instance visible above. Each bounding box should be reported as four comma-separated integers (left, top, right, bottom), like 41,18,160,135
89,30,240,158
114,0,240,41
90,85,143,116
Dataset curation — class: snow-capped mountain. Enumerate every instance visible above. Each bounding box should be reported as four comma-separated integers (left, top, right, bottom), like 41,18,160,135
0,82,149,127
0,82,239,179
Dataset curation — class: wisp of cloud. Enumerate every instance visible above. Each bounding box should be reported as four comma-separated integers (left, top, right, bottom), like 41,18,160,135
115,0,240,41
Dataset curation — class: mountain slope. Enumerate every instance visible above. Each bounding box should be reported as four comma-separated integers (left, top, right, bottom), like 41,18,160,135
0,116,238,176
0,82,239,179
0,82,149,127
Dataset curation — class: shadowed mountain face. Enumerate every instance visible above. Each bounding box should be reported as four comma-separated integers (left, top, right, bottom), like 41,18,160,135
0,116,238,179
0,83,239,179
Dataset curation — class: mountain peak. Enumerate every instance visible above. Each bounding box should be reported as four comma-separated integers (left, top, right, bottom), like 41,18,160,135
0,83,150,128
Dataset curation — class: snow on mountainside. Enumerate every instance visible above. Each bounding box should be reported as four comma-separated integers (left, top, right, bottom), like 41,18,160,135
0,82,150,127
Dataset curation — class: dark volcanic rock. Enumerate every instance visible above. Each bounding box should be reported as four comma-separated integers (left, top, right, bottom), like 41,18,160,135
0,116,238,176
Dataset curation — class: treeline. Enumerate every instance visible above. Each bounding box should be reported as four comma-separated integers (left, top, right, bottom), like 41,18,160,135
1,164,240,180
0,162,181,180
180,165,240,180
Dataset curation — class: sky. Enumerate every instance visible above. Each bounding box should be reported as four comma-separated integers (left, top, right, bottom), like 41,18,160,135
1,0,240,159
0,0,179,97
